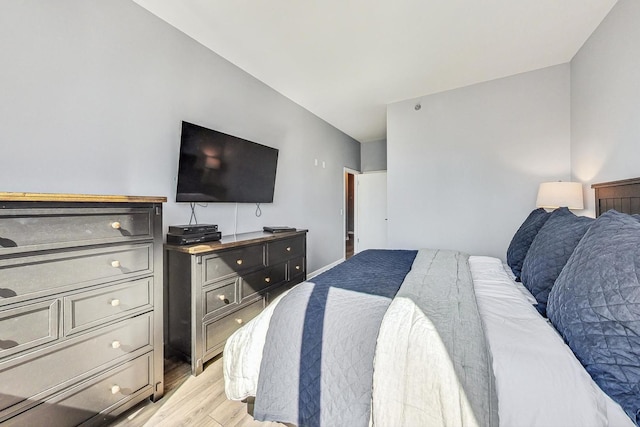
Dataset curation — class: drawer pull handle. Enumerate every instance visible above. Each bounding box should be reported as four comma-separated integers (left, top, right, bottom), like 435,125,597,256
264,277,271,283
111,260,121,268
111,340,121,349
286,247,291,252
111,385,121,395
236,259,243,265
295,265,301,270
111,221,121,230
235,318,243,324
218,294,226,301
110,299,121,307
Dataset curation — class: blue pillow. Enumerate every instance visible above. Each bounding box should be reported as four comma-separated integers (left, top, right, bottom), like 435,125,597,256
520,207,593,316
506,208,550,280
547,210,640,424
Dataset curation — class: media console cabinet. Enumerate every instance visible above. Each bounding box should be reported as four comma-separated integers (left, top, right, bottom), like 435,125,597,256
165,229,307,375
0,192,165,426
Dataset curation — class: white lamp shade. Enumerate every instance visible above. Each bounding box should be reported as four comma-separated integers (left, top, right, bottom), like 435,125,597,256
536,182,584,209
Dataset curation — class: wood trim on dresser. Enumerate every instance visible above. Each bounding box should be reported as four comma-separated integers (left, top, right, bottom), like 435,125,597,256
592,177,640,217
0,192,166,203
165,229,308,254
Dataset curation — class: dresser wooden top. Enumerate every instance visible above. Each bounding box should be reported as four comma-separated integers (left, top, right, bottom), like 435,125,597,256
0,192,167,203
165,229,308,254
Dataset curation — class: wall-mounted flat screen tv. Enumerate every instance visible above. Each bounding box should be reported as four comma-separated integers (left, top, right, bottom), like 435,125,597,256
176,121,279,203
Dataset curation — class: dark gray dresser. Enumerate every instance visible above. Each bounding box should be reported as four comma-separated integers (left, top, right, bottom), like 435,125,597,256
165,230,307,375
0,192,165,426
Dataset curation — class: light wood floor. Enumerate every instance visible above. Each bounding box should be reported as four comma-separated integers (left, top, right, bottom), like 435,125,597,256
109,356,285,427
346,234,354,259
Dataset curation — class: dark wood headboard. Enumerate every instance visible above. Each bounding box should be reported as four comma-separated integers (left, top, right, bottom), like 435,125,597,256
592,177,640,217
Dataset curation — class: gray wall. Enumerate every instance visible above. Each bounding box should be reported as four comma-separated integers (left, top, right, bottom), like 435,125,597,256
361,139,387,172
571,0,640,217
0,0,360,272
387,65,571,259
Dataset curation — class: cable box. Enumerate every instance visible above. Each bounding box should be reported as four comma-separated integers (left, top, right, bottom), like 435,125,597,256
168,224,218,235
167,231,222,246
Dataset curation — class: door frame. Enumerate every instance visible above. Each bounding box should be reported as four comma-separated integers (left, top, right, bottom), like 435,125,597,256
343,167,360,260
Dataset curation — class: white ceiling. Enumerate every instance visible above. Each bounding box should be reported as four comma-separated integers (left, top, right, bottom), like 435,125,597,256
132,0,617,143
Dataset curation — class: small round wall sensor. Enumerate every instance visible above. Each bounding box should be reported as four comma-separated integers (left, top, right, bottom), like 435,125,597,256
414,103,421,111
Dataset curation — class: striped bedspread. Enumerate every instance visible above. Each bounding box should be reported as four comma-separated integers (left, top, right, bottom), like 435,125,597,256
224,249,498,427
254,249,416,426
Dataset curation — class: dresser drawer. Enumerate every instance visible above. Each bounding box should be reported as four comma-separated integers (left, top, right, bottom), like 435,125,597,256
2,353,152,427
64,278,153,335
0,208,152,255
289,256,305,281
203,279,238,318
0,244,153,307
240,263,286,300
267,236,304,265
0,314,152,415
0,300,59,360
204,299,264,355
203,245,264,283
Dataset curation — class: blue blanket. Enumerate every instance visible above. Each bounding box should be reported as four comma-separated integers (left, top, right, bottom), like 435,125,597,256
253,249,417,427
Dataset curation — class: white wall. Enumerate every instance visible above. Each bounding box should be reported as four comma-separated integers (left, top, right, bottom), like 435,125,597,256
361,139,387,172
571,0,640,217
0,0,360,272
387,65,571,258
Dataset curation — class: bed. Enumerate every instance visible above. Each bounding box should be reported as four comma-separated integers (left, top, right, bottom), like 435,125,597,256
223,177,640,427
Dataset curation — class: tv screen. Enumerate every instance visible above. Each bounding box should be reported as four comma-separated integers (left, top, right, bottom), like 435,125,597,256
176,121,279,203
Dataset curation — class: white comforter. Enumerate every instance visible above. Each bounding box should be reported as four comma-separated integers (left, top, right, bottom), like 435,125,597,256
224,255,633,427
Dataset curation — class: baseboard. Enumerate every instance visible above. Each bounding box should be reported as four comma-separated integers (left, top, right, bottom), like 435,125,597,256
307,258,344,279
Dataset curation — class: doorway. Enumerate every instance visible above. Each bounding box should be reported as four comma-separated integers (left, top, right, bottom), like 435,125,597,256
344,169,358,259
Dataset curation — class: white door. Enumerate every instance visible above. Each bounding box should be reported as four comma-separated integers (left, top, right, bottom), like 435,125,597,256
356,172,388,252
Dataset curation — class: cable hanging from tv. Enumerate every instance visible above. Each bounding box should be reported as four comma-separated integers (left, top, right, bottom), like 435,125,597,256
255,203,262,217
189,202,208,225
189,202,198,225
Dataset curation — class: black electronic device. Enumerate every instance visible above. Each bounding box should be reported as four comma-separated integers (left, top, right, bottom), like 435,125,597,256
167,231,222,246
168,224,218,235
263,226,296,233
176,121,279,203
